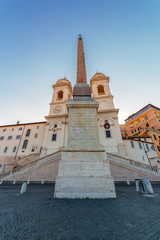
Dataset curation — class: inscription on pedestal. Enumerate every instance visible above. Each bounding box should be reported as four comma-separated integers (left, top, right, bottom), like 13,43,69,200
67,108,100,148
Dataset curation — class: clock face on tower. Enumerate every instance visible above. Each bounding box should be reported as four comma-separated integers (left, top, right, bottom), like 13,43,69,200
98,101,109,110
53,106,62,113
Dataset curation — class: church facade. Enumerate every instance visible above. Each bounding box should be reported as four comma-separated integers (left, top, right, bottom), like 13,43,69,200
0,74,159,168
41,73,126,157
0,73,125,159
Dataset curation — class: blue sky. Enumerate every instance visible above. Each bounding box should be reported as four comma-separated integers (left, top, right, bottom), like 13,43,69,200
0,0,160,125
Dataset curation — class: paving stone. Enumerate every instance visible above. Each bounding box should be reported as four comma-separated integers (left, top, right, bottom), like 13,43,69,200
0,184,159,240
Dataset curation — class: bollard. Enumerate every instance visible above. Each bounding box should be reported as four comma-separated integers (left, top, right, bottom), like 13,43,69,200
27,180,30,185
41,180,44,184
141,178,154,195
135,179,140,192
126,180,130,185
0,180,3,185
13,180,16,184
20,182,27,194
0,164,5,174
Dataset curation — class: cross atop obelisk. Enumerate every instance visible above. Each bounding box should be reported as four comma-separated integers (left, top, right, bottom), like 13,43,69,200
73,35,91,97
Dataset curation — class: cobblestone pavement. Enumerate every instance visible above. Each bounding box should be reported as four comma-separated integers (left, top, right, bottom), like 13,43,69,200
0,183,160,240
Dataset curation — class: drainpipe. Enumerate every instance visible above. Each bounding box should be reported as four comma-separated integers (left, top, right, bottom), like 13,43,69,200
142,141,151,167
15,125,25,159
63,118,67,148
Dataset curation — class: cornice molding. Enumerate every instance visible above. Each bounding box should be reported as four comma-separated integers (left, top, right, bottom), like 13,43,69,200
45,114,68,119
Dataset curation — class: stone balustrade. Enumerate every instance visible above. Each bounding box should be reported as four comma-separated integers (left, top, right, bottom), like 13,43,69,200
107,153,160,175
0,150,62,180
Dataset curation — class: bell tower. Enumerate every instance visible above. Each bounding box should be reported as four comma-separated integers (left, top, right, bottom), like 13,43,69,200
90,72,126,156
49,78,73,116
90,73,113,109
41,78,72,156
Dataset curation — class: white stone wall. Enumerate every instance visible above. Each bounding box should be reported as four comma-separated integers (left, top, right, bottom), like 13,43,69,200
123,139,158,164
41,117,68,156
0,123,46,157
98,112,124,154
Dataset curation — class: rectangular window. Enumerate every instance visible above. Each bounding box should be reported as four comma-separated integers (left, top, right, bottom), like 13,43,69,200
22,140,28,149
138,142,142,149
4,147,8,153
34,134,38,138
145,117,148,121
106,131,111,138
16,135,21,139
151,145,155,151
2,129,6,132
153,134,157,140
18,127,22,131
146,144,149,151
130,141,134,148
52,134,57,141
8,136,12,140
26,129,31,137
157,146,160,152
0,136,4,140
36,126,39,129
12,128,14,131
13,147,16,152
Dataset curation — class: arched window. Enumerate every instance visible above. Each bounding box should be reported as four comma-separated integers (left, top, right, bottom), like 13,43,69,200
57,91,63,100
97,85,105,95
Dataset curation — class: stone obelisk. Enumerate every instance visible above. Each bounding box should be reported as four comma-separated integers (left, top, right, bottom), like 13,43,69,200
54,36,116,198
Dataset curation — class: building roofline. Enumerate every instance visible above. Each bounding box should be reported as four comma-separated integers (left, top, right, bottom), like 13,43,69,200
147,128,160,134
125,103,160,122
122,135,151,140
0,121,46,128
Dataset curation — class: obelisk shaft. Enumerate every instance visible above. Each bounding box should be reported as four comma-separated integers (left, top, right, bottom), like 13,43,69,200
76,37,87,84
73,35,91,97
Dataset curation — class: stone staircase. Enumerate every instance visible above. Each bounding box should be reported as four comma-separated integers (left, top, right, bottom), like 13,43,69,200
0,153,40,175
0,150,62,182
107,152,160,181
0,150,159,182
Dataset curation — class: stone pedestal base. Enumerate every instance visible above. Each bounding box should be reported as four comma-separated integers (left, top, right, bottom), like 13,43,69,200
54,151,116,198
